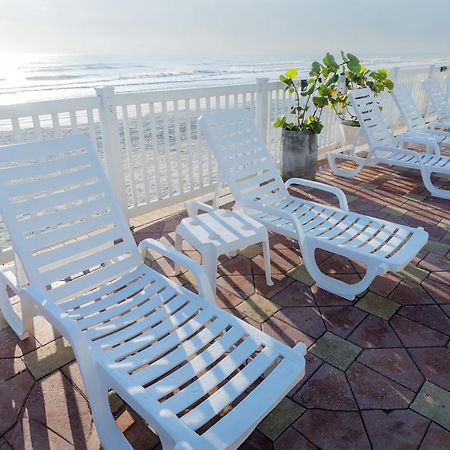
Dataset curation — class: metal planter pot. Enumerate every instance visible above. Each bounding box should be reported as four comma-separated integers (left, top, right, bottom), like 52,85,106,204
281,129,318,180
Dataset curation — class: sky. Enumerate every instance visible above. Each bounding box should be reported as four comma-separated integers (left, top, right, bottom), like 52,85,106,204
0,0,449,60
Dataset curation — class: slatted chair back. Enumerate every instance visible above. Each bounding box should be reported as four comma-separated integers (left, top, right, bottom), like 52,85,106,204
348,88,395,149
0,134,141,305
199,109,289,207
392,85,427,132
423,78,448,116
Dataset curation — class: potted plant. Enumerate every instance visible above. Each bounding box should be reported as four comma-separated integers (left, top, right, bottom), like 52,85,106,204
273,52,394,180
273,65,328,180
318,52,395,145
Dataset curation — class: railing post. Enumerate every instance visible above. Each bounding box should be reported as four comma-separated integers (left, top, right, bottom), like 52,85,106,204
424,65,436,117
95,86,129,216
387,67,400,129
255,77,270,143
445,73,450,101
390,67,400,84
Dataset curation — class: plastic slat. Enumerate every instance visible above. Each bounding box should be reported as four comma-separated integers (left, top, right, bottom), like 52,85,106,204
92,292,185,348
39,242,130,286
18,196,110,234
108,308,213,367
33,226,121,268
26,211,116,253
12,181,103,216
0,152,91,182
146,326,244,400
133,319,236,388
67,272,151,318
121,316,229,380
180,346,278,430
202,359,299,449
47,256,137,302
75,277,164,329
76,276,164,327
6,165,99,198
163,337,259,415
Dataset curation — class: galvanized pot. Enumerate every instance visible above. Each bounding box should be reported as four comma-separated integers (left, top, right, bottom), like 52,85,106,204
280,129,318,180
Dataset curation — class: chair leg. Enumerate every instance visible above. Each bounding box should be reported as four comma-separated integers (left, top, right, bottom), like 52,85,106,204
0,275,34,340
421,168,450,199
327,152,366,179
75,355,135,450
200,245,218,297
301,242,388,301
262,239,274,286
174,233,183,276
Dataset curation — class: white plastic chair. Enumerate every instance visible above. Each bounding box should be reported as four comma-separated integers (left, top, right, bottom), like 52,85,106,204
329,88,450,199
392,85,450,140
199,109,428,301
422,78,450,119
0,134,306,450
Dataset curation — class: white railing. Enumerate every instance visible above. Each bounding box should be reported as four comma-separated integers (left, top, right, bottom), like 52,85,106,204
0,63,448,263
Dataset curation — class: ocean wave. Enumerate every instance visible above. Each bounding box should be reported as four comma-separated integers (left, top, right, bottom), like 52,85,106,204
25,74,84,81
21,63,147,72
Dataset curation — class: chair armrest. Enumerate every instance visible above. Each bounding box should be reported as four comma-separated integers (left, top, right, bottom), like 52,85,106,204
138,238,216,305
238,198,306,245
394,134,441,155
285,178,349,211
185,200,215,218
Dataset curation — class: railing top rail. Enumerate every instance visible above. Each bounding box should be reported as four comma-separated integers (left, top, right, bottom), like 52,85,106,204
111,83,258,106
0,96,100,120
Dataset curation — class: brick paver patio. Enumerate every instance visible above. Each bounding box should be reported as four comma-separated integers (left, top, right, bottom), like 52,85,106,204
0,161,449,449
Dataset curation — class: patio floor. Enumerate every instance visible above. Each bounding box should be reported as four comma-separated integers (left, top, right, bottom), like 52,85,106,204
0,160,449,449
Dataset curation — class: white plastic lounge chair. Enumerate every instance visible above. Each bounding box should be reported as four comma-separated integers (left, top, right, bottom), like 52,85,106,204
328,88,450,199
0,134,306,450
199,109,428,300
422,78,450,119
392,85,450,143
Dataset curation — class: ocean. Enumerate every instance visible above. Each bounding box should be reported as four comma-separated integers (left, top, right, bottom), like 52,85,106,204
0,53,448,105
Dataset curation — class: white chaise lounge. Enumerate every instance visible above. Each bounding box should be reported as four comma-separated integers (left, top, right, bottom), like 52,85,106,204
0,135,306,450
328,88,450,199
422,78,450,120
392,85,450,144
199,109,428,301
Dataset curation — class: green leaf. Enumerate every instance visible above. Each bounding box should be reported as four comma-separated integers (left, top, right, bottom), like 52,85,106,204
323,52,337,69
385,79,394,90
313,96,328,107
273,116,286,128
377,68,389,79
325,73,339,87
305,84,315,96
317,85,330,96
340,50,349,62
346,53,360,65
309,61,321,77
285,67,298,79
347,61,360,74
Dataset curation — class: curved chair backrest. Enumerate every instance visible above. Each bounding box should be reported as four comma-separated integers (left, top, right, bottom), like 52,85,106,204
422,78,448,116
348,88,395,148
199,109,289,207
0,134,141,304
392,85,427,132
